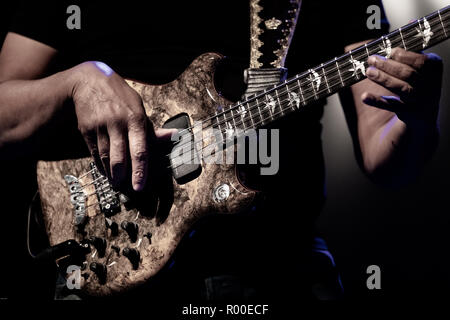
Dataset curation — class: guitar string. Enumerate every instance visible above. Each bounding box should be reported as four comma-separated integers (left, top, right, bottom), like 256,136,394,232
164,17,450,164
163,23,449,170
72,16,449,208
68,13,450,179
167,25,449,169
192,15,450,131
166,10,450,142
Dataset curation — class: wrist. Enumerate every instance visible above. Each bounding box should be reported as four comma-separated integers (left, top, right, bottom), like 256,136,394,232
67,61,115,99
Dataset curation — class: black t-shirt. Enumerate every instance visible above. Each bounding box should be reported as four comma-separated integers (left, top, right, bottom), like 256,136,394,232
9,0,389,206
3,0,389,299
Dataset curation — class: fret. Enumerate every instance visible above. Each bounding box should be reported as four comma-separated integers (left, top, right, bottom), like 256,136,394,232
399,27,407,50
246,102,256,129
239,103,248,128
377,35,392,58
222,110,228,127
256,97,269,125
349,50,354,71
335,58,344,87
214,111,225,142
288,81,300,110
286,81,295,111
246,102,261,128
349,50,360,80
255,100,264,126
238,5,450,131
321,64,331,93
264,90,275,120
274,88,284,116
230,106,237,131
308,69,320,100
296,78,306,106
438,10,448,37
223,109,235,140
236,105,246,131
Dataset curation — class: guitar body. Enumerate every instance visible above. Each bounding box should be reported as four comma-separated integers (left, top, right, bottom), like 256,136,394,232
35,4,450,296
36,52,257,296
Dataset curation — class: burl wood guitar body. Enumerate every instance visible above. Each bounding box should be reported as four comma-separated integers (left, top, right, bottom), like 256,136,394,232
36,53,256,296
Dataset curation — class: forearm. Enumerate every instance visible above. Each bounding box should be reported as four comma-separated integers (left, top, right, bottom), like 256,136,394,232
0,69,77,160
350,79,439,186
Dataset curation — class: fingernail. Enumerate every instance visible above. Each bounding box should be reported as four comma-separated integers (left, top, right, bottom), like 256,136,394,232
368,56,377,65
133,181,144,192
133,171,145,191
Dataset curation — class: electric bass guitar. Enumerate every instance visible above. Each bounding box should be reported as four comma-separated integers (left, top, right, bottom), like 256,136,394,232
36,6,450,296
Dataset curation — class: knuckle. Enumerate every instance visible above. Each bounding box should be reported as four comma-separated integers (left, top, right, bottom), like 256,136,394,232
132,149,148,163
99,151,110,160
375,71,385,83
401,84,413,95
383,75,393,88
393,49,406,61
128,113,147,133
78,124,95,136
107,107,126,126
133,169,145,179
415,56,426,69
406,69,419,82
110,158,125,170
391,48,401,60
375,58,385,69
128,111,147,124
110,139,126,153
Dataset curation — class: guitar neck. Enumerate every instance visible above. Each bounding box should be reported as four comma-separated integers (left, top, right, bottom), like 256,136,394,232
215,5,450,137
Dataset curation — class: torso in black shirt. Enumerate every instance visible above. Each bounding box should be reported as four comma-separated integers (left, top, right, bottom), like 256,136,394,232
4,0,389,299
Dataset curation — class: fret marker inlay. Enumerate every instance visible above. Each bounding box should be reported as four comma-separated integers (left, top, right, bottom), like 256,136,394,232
415,17,433,48
237,105,247,117
348,58,366,77
308,69,321,91
288,92,301,109
265,95,277,113
225,121,234,139
378,37,392,58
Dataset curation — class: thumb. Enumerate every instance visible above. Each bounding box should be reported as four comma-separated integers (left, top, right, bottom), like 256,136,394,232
363,92,404,113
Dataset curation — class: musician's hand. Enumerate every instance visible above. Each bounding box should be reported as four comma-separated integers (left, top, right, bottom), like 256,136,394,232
71,61,174,191
363,48,443,129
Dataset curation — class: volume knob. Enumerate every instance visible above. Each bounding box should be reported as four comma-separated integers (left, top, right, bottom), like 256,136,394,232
121,221,139,242
105,218,118,236
89,262,107,284
122,247,140,270
88,236,107,258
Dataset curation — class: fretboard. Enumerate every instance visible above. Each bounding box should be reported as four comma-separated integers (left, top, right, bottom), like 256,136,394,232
213,5,450,141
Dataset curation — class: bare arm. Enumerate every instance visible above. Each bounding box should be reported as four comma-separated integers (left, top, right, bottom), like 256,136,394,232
0,32,70,158
341,40,443,187
0,32,174,191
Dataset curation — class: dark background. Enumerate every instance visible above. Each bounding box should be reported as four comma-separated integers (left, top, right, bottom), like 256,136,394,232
319,0,450,300
1,0,449,301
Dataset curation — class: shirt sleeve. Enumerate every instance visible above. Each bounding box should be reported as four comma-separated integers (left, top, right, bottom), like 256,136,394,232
8,0,74,51
336,0,390,47
285,0,390,75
